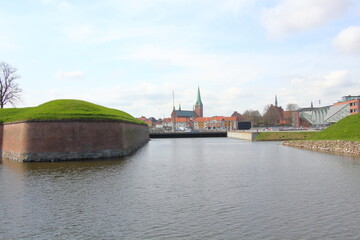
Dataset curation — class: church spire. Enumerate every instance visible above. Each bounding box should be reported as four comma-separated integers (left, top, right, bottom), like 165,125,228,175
172,91,175,110
194,86,203,117
195,86,203,106
275,94,278,107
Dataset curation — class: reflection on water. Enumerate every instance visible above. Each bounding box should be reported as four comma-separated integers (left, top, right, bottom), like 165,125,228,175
1,138,360,240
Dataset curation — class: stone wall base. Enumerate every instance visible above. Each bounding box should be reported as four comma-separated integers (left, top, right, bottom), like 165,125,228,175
2,139,149,162
283,140,360,156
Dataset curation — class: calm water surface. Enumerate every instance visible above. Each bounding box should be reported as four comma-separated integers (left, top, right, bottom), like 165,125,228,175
1,138,360,239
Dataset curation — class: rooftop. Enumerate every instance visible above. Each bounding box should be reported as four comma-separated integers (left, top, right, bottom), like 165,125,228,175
340,95,360,102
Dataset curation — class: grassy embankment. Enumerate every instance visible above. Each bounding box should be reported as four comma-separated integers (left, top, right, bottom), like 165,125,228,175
255,132,316,141
306,113,360,141
256,113,360,141
0,99,146,125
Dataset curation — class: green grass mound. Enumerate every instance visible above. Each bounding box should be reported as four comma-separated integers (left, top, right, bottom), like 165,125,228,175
0,99,145,125
307,113,360,141
256,132,316,141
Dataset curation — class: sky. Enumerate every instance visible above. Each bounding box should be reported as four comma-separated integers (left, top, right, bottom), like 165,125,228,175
1,0,360,119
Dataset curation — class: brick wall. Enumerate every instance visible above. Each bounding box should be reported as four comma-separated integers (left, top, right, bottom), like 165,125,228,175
1,121,149,162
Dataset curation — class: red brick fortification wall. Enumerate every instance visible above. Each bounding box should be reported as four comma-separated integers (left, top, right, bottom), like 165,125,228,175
0,124,3,155
1,121,149,162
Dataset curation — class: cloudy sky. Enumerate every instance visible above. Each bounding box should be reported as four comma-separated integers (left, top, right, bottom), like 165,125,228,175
1,0,360,118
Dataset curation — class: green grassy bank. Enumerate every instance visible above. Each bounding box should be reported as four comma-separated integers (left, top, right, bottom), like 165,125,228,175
307,113,360,141
255,132,316,141
256,113,360,141
0,99,146,125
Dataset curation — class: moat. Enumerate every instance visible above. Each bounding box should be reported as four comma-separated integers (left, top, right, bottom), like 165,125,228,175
1,138,360,239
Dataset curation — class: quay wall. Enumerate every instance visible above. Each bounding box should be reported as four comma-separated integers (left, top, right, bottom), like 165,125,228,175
283,140,360,156
1,121,149,162
150,132,227,138
227,131,259,141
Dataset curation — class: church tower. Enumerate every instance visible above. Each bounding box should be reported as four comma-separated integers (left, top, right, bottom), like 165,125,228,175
194,86,203,117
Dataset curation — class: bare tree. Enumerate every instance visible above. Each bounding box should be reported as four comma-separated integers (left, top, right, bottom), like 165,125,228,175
0,62,22,108
263,104,284,126
242,109,263,126
286,103,300,111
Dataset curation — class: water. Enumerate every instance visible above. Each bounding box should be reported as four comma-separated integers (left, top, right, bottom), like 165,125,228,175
1,138,360,239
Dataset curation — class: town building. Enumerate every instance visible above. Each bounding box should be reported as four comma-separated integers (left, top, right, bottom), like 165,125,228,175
143,86,249,131
194,116,237,131
137,116,157,127
294,95,360,128
231,111,243,121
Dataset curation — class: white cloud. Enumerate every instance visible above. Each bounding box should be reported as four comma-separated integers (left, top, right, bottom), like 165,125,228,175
0,36,21,51
261,0,351,39
221,0,249,14
333,26,360,54
321,70,350,88
62,24,95,42
122,45,260,84
55,70,84,80
284,70,357,107
42,0,72,10
62,23,169,44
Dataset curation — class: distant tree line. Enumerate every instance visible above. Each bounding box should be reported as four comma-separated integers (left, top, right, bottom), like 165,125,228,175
232,103,300,127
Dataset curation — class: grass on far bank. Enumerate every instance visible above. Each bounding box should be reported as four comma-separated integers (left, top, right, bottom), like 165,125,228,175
256,113,360,141
0,99,146,125
255,131,316,141
307,113,360,141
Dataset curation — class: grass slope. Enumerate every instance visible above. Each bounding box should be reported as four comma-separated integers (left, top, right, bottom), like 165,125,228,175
306,113,360,141
256,132,316,141
0,99,146,125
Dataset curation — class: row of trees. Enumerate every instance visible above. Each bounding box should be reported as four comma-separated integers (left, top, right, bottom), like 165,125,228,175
0,62,22,108
237,103,300,127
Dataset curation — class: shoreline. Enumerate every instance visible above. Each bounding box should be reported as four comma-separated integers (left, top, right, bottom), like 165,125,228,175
282,140,360,156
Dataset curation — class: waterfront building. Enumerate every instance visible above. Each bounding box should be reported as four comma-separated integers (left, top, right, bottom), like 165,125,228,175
138,116,157,127
231,111,243,121
294,95,360,127
194,116,237,131
333,95,360,115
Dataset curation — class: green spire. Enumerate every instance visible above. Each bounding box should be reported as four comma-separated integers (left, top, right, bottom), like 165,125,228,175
195,86,203,106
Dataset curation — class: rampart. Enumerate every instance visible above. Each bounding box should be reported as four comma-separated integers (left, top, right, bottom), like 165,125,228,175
0,121,149,162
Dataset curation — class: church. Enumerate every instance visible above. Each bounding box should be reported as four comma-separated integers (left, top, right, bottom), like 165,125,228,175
164,87,238,131
171,87,203,119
